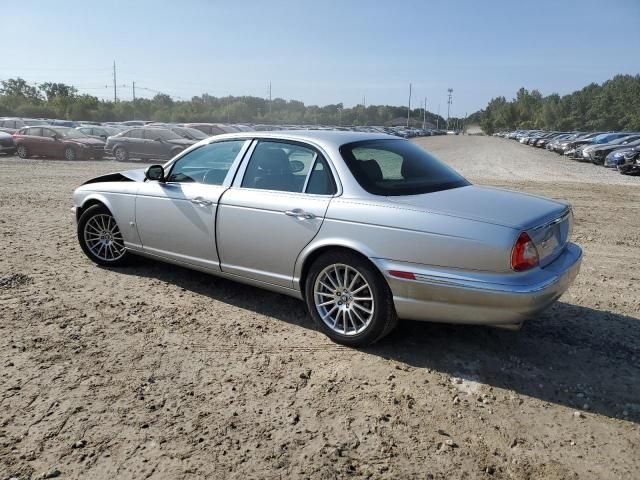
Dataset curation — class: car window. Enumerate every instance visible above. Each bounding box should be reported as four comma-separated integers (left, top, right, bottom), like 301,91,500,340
127,129,143,139
306,155,337,195
28,127,43,136
241,140,318,193
41,128,56,138
166,140,247,185
145,128,181,140
340,139,469,196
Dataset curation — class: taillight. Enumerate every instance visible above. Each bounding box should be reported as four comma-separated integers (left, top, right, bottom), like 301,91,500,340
511,232,539,271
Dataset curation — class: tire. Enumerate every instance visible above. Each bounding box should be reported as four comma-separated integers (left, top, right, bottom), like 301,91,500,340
64,147,77,161
304,250,398,347
77,204,129,267
114,146,128,162
16,144,29,159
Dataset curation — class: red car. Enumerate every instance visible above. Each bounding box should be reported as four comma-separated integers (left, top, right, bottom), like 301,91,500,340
14,126,105,160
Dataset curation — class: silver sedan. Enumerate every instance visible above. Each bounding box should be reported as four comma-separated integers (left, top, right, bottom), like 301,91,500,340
72,131,582,346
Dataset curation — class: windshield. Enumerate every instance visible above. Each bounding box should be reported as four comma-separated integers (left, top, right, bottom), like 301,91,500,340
178,127,207,139
148,129,182,140
339,139,469,196
57,128,88,138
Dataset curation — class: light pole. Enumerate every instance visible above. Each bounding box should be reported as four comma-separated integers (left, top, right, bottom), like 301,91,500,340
422,97,427,130
406,83,412,127
446,88,453,131
337,107,342,126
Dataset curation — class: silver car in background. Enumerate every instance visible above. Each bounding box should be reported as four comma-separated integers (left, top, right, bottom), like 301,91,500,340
72,131,582,346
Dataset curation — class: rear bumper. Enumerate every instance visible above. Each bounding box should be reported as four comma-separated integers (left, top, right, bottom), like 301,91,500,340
373,243,582,327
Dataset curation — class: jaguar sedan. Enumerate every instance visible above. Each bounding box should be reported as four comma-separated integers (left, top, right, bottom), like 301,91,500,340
72,131,582,346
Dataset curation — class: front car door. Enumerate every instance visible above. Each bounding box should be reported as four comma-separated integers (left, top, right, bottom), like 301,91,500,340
124,129,145,157
217,139,338,288
134,139,251,271
40,128,64,157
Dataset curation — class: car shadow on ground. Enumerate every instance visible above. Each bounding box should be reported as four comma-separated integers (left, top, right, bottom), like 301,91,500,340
118,257,640,424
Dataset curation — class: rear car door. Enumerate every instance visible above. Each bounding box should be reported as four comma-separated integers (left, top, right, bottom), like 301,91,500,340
217,139,338,288
135,139,250,271
23,127,44,155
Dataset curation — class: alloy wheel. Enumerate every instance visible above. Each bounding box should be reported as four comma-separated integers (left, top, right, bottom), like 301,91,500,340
83,213,126,262
65,148,77,161
313,263,375,336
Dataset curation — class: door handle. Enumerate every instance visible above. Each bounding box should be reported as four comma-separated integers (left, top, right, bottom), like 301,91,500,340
190,197,213,207
284,209,316,219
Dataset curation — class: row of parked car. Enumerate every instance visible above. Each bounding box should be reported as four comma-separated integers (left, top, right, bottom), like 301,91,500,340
0,117,444,161
493,130,640,176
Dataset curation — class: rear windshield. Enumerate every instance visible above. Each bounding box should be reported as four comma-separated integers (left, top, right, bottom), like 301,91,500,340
339,139,469,196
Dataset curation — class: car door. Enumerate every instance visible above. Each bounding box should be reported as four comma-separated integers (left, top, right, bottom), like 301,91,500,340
135,139,250,271
217,139,338,288
23,127,44,155
40,128,63,157
124,129,145,156
143,129,169,159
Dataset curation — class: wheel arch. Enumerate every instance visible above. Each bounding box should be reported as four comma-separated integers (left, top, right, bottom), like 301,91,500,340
76,194,115,222
294,239,385,297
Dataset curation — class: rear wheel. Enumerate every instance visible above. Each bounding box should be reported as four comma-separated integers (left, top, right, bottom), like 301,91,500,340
64,147,77,161
304,250,398,347
114,146,128,162
16,144,29,158
77,204,129,267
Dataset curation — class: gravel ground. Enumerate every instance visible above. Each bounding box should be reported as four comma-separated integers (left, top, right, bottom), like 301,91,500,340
1,136,639,479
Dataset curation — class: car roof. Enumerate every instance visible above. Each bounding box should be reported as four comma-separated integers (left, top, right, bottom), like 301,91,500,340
204,130,400,149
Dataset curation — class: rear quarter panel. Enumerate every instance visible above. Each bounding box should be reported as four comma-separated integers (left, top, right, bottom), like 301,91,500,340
295,197,518,282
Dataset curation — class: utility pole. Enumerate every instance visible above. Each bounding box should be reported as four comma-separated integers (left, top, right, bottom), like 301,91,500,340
407,83,412,127
446,88,453,130
268,82,272,115
112,61,117,102
436,104,440,129
423,97,427,129
132,82,136,119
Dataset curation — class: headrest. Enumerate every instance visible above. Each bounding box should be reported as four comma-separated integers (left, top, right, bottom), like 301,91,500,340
359,159,383,182
255,148,290,173
401,159,424,179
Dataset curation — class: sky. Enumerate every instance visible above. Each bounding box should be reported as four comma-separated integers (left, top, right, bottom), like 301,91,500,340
3,0,639,116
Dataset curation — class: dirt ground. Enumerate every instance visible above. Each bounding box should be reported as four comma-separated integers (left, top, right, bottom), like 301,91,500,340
1,135,639,479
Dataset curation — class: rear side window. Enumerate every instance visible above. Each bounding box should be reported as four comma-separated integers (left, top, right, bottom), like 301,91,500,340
28,127,43,136
166,140,247,185
127,129,143,139
340,139,469,196
241,140,332,193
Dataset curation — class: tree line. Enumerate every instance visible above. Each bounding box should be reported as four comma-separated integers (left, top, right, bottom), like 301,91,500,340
471,74,640,135
0,77,451,127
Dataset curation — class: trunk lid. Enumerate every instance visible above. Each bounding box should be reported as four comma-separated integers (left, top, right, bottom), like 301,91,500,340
387,185,572,267
387,185,567,229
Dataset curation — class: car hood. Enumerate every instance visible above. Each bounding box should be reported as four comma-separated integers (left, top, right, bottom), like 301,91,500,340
386,185,567,230
82,168,147,185
70,137,105,146
167,138,196,146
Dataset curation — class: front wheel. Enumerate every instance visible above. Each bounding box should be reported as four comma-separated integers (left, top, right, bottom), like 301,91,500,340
304,250,398,347
77,205,129,266
64,147,77,161
114,146,129,162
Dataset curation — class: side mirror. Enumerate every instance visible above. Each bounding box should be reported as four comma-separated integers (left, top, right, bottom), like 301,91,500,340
53,134,60,141
154,137,163,142
289,160,305,173
145,165,165,182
